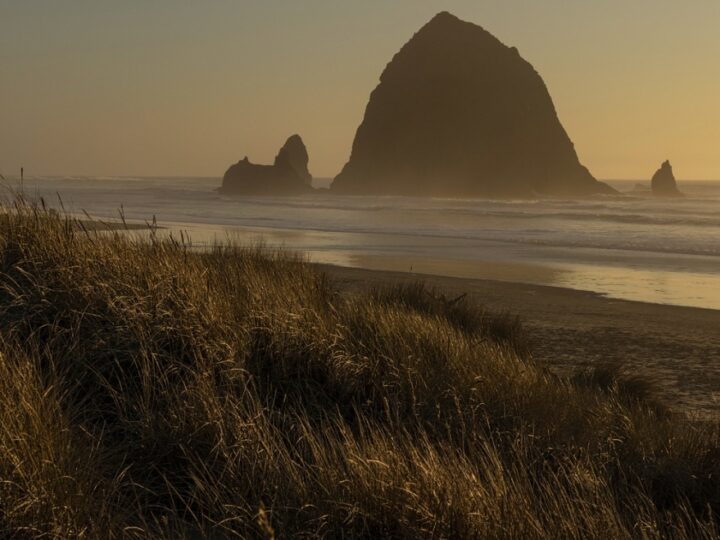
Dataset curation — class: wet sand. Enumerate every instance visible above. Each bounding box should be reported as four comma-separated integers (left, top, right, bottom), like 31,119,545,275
320,264,720,419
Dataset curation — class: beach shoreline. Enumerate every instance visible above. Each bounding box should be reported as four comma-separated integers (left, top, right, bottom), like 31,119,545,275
319,263,720,419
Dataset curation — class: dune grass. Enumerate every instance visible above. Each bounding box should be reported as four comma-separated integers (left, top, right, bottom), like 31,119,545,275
0,199,719,538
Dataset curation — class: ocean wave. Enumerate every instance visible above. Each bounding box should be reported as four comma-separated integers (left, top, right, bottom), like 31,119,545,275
443,209,720,228
156,216,720,259
12,176,720,261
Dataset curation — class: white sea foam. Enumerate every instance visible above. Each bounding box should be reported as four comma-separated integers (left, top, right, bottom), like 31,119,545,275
3,176,720,309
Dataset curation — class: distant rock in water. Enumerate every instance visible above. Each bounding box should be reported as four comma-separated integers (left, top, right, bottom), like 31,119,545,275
651,160,683,197
274,134,312,186
221,135,313,195
332,12,615,198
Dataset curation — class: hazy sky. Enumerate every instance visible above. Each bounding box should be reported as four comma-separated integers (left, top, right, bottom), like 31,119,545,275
1,1,719,179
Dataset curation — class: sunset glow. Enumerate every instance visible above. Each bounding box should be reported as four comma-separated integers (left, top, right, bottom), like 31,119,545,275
2,1,719,179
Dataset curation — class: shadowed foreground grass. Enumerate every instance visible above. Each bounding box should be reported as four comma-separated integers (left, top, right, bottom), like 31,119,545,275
0,201,719,539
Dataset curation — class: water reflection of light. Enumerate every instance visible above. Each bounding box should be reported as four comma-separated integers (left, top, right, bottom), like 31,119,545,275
122,220,720,311
553,264,720,310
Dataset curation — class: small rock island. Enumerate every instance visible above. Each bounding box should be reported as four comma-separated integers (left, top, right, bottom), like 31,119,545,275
651,160,683,197
220,135,313,195
332,12,615,198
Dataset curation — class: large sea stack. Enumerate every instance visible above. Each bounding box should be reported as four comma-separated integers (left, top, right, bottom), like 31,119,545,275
221,135,313,195
651,160,683,197
332,12,614,197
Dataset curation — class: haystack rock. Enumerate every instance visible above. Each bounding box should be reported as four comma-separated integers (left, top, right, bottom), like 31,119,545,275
221,135,313,195
651,160,683,197
332,12,615,198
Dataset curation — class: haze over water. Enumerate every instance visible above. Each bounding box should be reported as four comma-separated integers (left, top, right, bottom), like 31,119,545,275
3,2,720,180
5,176,720,310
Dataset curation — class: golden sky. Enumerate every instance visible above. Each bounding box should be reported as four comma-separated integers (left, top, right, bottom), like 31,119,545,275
1,1,719,180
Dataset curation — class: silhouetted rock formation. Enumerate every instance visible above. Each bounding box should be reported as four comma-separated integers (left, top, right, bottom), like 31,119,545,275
221,135,313,195
651,160,683,197
274,134,312,186
332,12,615,198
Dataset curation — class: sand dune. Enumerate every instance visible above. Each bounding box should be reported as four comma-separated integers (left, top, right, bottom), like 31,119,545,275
323,264,720,419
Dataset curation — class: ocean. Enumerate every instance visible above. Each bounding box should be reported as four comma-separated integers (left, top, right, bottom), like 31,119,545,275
4,176,720,310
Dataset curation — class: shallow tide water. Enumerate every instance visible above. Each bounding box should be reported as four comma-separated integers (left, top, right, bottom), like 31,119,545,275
4,176,720,310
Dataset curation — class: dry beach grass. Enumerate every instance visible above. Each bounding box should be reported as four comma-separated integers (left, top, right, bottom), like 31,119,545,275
0,199,719,538
323,264,720,420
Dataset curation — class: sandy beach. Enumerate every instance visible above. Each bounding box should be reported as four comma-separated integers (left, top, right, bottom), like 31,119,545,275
321,263,720,419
